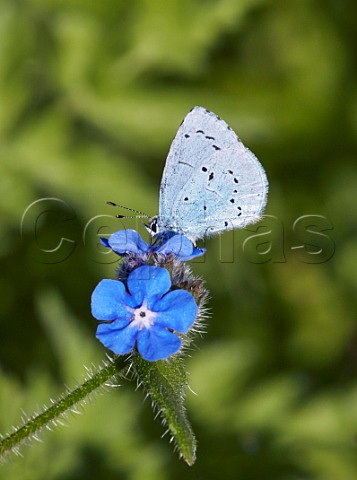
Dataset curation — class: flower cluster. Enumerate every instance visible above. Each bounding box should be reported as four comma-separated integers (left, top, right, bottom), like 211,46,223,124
100,229,205,261
91,229,207,362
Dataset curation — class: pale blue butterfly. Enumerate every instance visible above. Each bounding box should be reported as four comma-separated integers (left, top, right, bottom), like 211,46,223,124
148,106,268,242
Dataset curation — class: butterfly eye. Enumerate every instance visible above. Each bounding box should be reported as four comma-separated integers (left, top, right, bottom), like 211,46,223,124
146,217,158,235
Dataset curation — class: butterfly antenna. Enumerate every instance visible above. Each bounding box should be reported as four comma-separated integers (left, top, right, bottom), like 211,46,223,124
107,201,151,219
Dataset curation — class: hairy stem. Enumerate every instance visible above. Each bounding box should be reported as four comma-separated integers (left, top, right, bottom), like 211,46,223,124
0,355,127,458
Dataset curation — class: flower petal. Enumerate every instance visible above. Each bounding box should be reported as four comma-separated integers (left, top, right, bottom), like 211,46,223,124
96,320,137,355
91,279,132,321
154,290,197,333
152,232,205,260
136,325,181,361
188,246,206,260
100,237,110,248
127,266,171,307
154,233,192,256
106,229,149,255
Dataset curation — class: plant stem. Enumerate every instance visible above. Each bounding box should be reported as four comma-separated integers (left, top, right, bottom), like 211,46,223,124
0,355,127,458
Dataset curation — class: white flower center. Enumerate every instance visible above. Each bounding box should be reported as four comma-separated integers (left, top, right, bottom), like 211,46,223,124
127,299,157,330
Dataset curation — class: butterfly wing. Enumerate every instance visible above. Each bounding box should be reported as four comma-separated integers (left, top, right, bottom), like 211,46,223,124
158,107,268,242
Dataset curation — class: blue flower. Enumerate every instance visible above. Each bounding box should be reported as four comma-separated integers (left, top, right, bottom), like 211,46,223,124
100,229,205,261
91,266,198,361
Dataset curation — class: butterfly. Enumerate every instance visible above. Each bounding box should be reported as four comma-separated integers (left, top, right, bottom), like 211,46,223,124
148,106,268,242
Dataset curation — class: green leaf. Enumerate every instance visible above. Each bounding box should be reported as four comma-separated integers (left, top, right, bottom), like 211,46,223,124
131,352,196,466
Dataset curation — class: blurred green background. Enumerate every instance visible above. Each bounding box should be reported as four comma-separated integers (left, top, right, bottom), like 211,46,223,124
1,0,356,479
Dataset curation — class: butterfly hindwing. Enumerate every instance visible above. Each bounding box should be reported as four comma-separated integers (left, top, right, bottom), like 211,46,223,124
158,107,268,241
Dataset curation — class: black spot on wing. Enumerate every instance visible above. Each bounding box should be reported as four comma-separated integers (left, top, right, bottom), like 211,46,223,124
212,145,221,151
196,130,204,134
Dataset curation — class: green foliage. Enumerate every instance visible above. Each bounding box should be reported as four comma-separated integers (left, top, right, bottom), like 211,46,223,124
0,0,356,478
132,353,196,465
